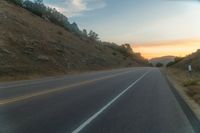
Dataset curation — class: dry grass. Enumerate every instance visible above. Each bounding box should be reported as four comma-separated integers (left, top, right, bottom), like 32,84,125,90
183,80,199,87
187,86,200,105
167,68,200,105
0,0,147,82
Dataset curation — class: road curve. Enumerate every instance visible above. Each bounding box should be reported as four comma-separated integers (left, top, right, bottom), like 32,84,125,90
0,67,197,133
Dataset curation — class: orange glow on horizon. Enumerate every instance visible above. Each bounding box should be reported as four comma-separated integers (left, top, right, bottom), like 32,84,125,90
133,39,200,59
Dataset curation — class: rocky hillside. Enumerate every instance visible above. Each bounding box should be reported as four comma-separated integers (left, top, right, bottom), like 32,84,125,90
173,49,200,71
0,0,148,80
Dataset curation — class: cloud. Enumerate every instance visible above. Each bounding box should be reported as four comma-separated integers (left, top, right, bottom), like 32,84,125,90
46,0,106,17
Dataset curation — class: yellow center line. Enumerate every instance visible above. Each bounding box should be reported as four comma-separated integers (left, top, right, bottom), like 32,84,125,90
0,70,135,105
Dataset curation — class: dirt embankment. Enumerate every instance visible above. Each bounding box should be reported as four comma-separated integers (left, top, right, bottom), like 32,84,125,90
0,0,148,81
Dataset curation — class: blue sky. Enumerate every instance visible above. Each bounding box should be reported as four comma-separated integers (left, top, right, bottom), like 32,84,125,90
43,0,200,44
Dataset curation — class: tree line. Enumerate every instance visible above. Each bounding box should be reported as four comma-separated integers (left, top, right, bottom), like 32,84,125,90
8,0,99,41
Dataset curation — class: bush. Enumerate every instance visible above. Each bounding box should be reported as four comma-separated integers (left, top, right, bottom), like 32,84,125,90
183,80,198,87
166,61,175,67
167,57,184,67
9,0,85,38
156,62,163,67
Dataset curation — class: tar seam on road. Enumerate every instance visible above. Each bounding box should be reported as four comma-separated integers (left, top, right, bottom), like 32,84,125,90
164,74,200,133
0,70,138,105
71,70,150,133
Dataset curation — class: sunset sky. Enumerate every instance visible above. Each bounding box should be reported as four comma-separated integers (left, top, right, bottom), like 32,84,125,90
43,0,200,59
134,39,200,59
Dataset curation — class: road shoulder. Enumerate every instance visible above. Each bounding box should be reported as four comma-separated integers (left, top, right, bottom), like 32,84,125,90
161,68,200,133
163,68,200,120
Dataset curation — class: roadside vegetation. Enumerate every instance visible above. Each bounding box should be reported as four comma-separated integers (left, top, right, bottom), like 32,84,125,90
0,0,148,81
8,0,99,40
166,49,200,105
6,0,145,60
166,57,184,67
156,62,164,67
167,68,200,104
183,80,199,87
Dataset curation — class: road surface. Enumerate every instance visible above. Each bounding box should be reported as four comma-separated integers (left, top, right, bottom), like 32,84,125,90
0,67,197,133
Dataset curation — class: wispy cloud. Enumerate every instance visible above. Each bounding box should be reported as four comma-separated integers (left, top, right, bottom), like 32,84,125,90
46,0,106,17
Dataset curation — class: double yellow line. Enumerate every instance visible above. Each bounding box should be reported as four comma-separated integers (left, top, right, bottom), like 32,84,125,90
0,70,134,105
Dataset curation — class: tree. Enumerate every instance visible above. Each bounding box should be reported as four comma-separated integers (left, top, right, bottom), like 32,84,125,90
23,0,46,17
88,30,99,41
33,0,46,17
23,0,33,9
34,0,43,4
82,29,88,37
10,0,100,40
156,62,163,67
121,43,133,54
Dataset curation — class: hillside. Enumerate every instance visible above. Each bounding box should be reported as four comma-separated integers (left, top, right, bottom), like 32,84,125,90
149,56,175,66
167,50,200,107
0,0,148,81
173,49,200,71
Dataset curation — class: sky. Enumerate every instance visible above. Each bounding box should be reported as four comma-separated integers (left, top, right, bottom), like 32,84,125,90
43,0,200,59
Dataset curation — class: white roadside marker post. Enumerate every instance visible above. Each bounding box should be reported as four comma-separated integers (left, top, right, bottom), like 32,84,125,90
188,64,192,78
188,65,192,72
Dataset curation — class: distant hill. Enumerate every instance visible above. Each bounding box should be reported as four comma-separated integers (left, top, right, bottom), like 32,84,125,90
0,0,148,80
149,56,175,66
173,49,200,71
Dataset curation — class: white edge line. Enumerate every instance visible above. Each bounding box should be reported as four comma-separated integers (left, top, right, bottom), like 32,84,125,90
71,70,150,133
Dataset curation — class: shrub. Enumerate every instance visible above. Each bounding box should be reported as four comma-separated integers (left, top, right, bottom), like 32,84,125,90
166,57,184,67
9,0,85,38
156,62,163,67
183,80,198,87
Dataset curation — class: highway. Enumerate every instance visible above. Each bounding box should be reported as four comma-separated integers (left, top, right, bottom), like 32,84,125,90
0,67,197,133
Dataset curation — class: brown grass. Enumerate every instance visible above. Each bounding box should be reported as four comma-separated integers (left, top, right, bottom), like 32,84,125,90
167,68,200,105
0,0,147,82
183,80,199,87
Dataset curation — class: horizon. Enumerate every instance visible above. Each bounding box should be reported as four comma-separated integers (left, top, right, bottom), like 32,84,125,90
133,38,200,59
43,0,200,59
2,1,200,132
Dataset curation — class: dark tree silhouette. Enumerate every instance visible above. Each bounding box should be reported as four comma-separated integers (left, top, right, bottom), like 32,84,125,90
156,62,163,67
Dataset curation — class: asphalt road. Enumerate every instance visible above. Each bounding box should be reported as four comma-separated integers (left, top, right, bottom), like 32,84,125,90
0,67,197,133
